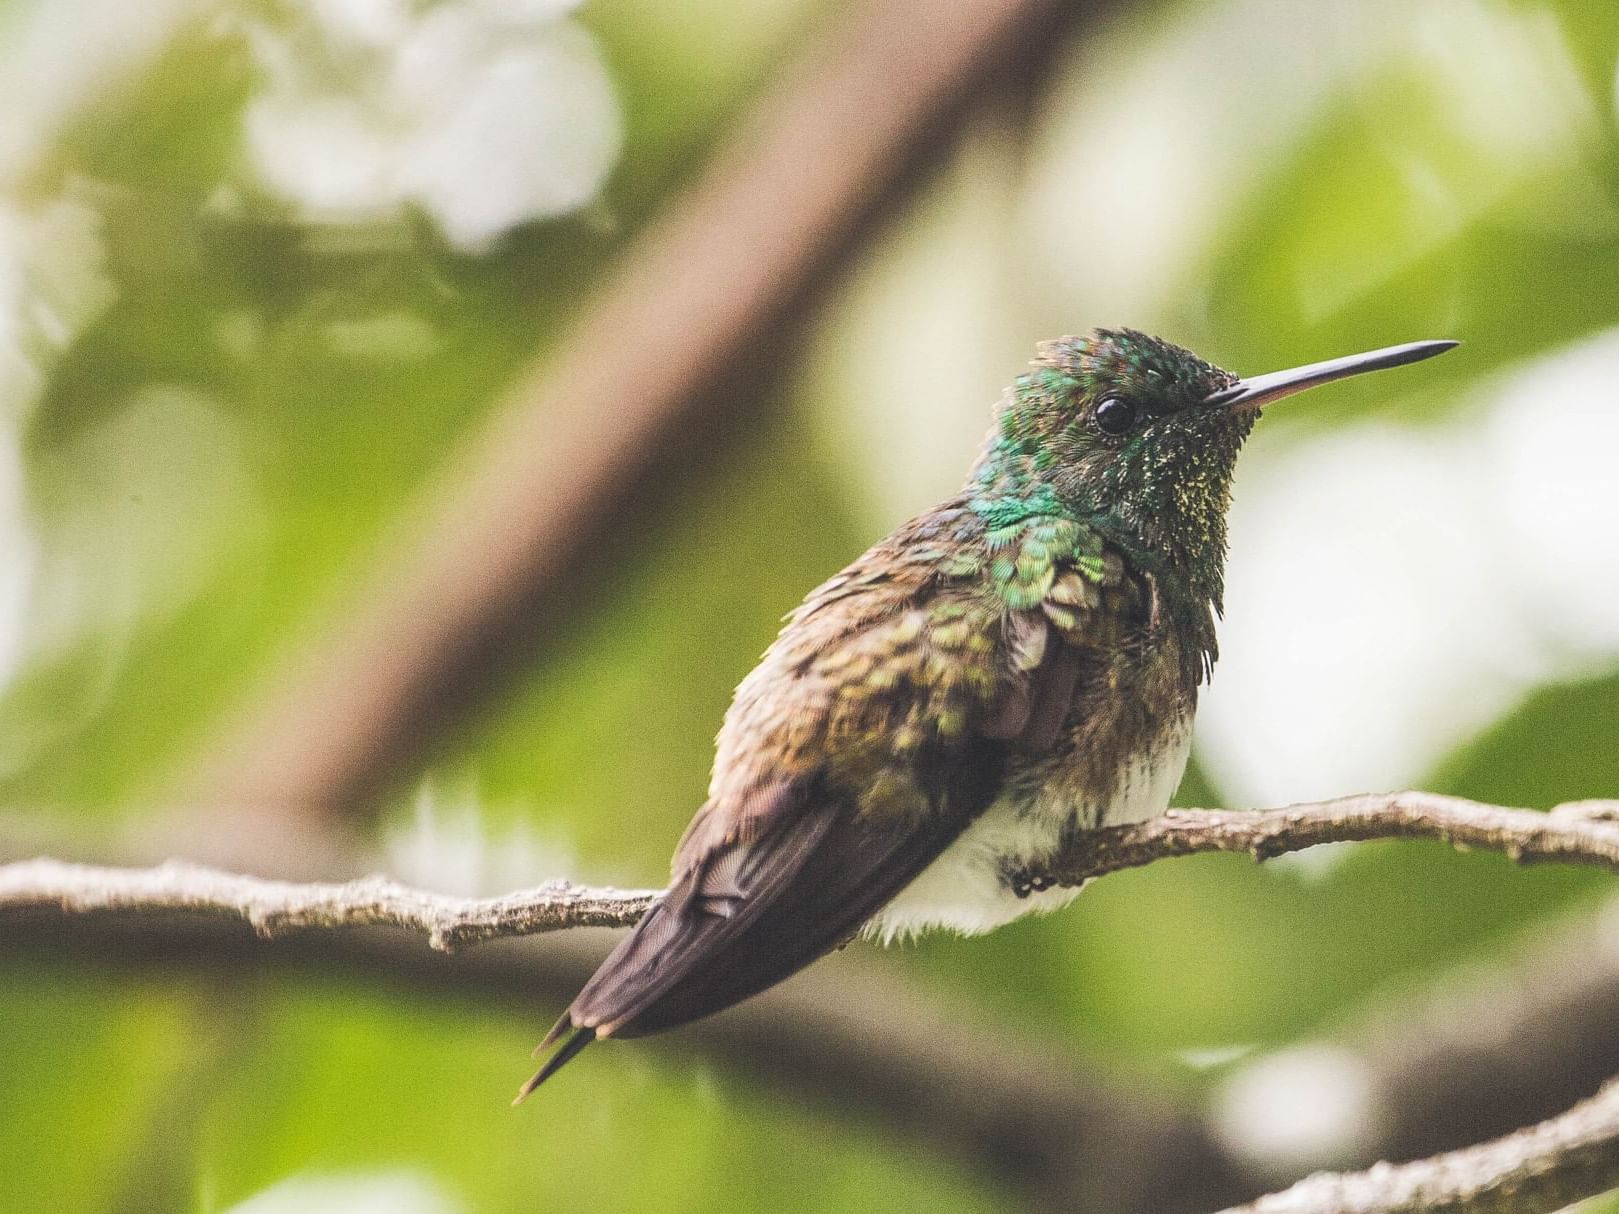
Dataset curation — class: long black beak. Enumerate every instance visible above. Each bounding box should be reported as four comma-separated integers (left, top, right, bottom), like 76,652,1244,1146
1203,339,1458,413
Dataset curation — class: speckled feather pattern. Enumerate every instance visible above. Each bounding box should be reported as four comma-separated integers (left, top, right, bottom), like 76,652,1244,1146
697,498,1128,839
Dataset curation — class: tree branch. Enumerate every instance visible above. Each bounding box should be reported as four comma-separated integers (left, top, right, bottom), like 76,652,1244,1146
0,858,657,951
1023,791,1619,890
1217,1078,1619,1214
9,792,1619,946
10,790,1619,1214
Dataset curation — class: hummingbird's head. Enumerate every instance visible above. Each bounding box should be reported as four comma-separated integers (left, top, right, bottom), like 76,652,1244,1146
1003,329,1249,569
975,327,1456,602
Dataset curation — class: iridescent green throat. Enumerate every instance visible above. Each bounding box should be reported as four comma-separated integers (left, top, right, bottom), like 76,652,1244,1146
964,366,1249,681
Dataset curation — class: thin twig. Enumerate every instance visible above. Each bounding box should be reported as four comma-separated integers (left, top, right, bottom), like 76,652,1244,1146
9,794,1619,946
1217,1078,1619,1214
1028,792,1619,888
0,858,658,952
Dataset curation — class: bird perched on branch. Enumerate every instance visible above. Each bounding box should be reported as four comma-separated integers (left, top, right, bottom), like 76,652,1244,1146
519,328,1455,1099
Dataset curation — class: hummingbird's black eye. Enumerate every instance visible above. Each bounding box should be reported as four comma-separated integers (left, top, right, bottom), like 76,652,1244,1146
1094,396,1138,436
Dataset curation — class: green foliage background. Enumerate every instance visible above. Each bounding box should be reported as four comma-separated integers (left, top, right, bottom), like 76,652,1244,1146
3,0,1619,1210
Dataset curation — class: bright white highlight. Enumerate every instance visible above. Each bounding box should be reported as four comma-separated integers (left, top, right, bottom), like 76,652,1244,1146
225,1169,464,1214
244,0,622,251
1215,1045,1379,1176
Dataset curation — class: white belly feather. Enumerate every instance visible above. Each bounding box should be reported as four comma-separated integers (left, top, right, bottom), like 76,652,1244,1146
866,720,1192,943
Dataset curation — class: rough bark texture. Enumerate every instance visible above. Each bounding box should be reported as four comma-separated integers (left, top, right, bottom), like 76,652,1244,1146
1028,793,1619,889
16,793,1611,944
0,857,658,950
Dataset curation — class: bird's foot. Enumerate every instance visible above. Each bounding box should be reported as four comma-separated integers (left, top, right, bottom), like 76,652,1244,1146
1006,867,1059,899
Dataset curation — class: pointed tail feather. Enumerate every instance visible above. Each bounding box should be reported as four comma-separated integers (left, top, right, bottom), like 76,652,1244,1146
513,1026,596,1104
533,1009,574,1058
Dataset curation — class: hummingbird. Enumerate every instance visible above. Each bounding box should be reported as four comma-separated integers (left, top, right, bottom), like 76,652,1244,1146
518,328,1456,1099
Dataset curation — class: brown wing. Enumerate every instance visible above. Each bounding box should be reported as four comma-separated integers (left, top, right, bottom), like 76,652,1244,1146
517,739,1003,1100
568,736,1002,1037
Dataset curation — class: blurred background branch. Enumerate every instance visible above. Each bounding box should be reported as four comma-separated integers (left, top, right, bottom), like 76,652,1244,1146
1219,1079,1619,1214
1212,890,1619,1184
173,0,1083,842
